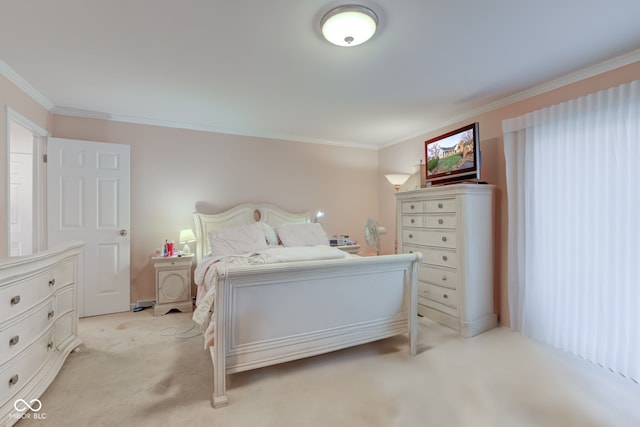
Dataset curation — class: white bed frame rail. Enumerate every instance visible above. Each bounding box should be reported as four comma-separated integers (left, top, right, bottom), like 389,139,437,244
210,252,421,408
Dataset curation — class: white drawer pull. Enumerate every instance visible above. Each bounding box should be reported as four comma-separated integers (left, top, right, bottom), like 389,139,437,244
442,255,448,261
9,335,20,346
48,310,55,320
9,374,19,386
442,236,447,242
442,275,447,281
438,203,443,209
10,295,21,305
49,278,56,287
438,219,443,225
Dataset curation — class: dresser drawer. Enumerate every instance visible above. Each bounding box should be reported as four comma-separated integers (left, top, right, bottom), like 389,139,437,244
420,265,457,289
402,229,456,249
401,215,426,228
401,201,425,214
424,214,457,229
402,244,424,257
0,328,54,406
422,247,457,268
417,281,430,300
55,312,75,349
426,283,458,309
0,299,55,366
0,271,55,324
424,295,459,318
56,287,74,316
53,258,77,288
425,198,456,213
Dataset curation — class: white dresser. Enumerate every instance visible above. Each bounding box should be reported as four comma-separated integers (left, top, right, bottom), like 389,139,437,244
0,241,83,426
395,184,496,337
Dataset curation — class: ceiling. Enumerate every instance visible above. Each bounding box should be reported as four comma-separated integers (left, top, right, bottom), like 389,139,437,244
1,1,639,149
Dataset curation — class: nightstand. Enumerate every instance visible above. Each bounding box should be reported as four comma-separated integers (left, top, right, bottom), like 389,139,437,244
336,244,361,254
152,254,194,316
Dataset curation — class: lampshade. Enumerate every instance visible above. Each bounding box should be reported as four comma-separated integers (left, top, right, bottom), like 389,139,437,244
385,173,411,191
321,5,378,47
179,229,196,243
179,228,197,254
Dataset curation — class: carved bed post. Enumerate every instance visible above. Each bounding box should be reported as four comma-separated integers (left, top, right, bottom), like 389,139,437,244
408,252,422,356
211,268,229,408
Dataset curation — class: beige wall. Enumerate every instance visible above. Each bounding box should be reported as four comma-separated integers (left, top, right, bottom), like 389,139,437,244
378,60,640,327
2,61,638,312
51,117,379,303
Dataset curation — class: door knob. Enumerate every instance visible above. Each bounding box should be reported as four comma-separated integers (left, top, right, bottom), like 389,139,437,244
120,229,128,236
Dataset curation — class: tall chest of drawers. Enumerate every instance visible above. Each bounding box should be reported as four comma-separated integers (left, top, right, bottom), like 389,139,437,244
1,241,83,426
395,184,496,337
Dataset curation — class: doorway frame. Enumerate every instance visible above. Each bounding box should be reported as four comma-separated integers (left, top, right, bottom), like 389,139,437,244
5,107,50,254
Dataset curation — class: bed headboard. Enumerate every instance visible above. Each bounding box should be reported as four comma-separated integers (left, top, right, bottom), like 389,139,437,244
192,203,310,264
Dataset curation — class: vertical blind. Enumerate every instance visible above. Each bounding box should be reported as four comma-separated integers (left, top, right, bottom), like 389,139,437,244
503,80,639,382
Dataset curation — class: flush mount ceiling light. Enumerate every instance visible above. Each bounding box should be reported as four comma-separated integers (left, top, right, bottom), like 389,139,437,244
321,4,378,47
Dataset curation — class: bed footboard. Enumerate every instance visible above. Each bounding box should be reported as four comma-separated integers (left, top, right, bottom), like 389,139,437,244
209,252,421,408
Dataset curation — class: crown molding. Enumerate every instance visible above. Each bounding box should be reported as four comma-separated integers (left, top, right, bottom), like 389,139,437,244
381,48,640,149
3,48,638,151
50,106,112,120
0,59,55,110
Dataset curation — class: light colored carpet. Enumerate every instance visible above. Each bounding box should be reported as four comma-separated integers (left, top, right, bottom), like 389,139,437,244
17,310,640,427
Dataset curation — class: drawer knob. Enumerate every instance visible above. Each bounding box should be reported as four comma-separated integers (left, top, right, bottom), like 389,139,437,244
443,294,449,299
410,218,415,224
9,335,20,346
10,295,21,306
408,234,413,239
48,341,54,350
9,374,19,386
442,275,447,281
442,236,447,242
438,219,444,225
442,255,448,261
438,203,443,209
49,278,56,287
410,204,415,210
48,310,55,320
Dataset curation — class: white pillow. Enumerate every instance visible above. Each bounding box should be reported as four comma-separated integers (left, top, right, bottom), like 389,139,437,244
260,222,279,246
209,222,268,256
276,223,329,247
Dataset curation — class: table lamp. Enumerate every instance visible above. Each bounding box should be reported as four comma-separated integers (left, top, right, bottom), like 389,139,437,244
179,228,197,254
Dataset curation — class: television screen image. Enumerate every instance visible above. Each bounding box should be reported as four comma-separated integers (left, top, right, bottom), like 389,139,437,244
424,122,480,185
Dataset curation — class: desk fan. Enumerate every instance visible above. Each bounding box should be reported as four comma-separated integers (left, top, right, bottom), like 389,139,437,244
364,217,387,255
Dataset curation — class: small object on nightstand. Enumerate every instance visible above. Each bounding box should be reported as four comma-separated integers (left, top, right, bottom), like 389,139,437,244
152,253,194,316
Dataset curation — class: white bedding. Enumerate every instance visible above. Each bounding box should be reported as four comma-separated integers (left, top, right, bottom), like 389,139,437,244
192,245,354,348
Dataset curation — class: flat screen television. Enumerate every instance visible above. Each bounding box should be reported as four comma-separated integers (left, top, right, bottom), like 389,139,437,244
424,122,480,186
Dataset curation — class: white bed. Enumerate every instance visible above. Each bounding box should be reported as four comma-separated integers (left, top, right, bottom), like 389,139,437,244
191,203,422,408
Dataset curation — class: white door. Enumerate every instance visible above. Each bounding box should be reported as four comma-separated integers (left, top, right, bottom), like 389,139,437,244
9,153,33,256
47,137,131,317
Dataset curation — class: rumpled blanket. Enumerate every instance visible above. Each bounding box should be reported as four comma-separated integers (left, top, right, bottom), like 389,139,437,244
192,245,353,349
